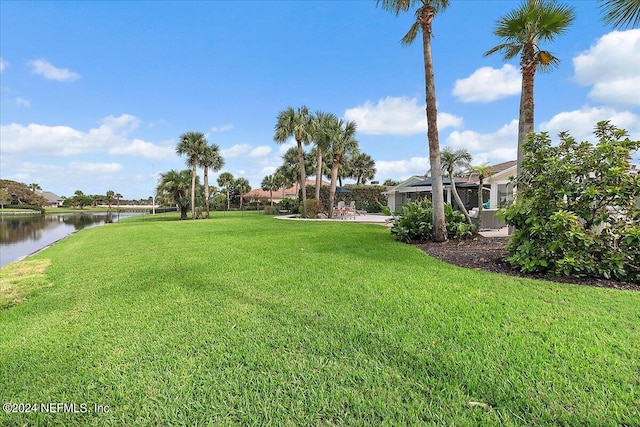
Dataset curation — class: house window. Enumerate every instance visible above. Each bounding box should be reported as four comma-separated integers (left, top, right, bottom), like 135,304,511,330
497,183,513,207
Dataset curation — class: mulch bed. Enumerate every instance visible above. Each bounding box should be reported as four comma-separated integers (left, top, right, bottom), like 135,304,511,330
415,236,640,292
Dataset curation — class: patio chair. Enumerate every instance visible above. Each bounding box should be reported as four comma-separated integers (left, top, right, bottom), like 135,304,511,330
334,201,346,219
345,201,356,220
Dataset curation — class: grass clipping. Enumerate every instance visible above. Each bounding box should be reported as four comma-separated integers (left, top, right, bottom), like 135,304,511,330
0,259,52,309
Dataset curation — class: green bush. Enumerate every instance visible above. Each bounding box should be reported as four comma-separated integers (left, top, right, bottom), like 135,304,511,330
390,199,476,243
504,121,640,283
305,198,325,217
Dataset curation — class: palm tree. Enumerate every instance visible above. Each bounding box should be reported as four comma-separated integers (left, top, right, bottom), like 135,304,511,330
261,174,279,206
157,169,193,220
274,167,294,199
28,183,42,193
312,111,334,200
441,148,473,224
274,106,314,217
217,172,235,210
485,0,575,179
176,131,208,220
280,147,314,200
350,152,377,185
600,0,640,28
235,178,251,210
469,164,494,226
198,143,225,218
105,190,115,211
323,116,359,219
377,0,450,241
115,193,123,211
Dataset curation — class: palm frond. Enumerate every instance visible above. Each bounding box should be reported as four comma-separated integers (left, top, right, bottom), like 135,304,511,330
600,0,640,29
401,21,421,45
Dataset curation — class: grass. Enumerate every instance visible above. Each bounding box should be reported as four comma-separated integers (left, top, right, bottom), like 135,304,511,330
1,212,638,426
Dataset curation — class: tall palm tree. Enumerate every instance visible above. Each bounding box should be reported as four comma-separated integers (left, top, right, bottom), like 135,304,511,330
198,143,225,218
235,178,251,210
176,131,208,220
29,183,42,193
217,172,235,210
469,164,494,226
274,106,314,217
350,152,377,185
274,167,294,199
441,148,473,224
324,117,359,219
115,193,123,211
261,174,279,206
157,169,193,220
600,0,640,28
312,111,334,200
485,0,575,178
280,147,314,200
105,190,115,211
378,0,450,241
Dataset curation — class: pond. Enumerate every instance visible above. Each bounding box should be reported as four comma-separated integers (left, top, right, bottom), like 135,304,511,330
0,212,139,268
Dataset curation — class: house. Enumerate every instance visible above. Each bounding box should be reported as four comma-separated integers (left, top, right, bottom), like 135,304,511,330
385,160,518,229
246,180,330,204
40,191,64,207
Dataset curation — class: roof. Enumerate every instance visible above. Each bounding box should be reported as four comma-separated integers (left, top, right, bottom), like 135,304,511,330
41,191,63,203
466,160,517,183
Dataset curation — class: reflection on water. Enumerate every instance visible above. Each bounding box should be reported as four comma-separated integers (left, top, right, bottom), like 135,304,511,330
0,212,131,267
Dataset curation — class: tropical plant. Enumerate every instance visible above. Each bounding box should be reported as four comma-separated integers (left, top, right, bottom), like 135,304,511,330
440,148,473,224
377,0,450,242
115,193,123,211
503,121,640,283
312,111,334,200
235,178,251,210
106,190,115,211
485,0,575,178
383,178,401,186
600,0,640,28
469,164,494,226
350,152,377,185
322,116,359,218
28,183,42,193
274,106,314,217
217,172,235,210
176,131,208,220
198,143,225,218
156,169,194,220
261,174,279,206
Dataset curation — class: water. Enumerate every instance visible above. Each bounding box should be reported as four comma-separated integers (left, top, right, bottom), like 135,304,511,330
0,212,138,268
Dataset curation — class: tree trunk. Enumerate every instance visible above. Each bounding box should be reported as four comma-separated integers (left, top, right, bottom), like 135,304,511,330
191,160,197,220
477,176,484,227
296,139,308,217
329,155,340,219
449,171,472,224
180,206,188,220
315,148,323,200
421,7,446,242
203,167,210,219
270,190,273,206
518,42,536,179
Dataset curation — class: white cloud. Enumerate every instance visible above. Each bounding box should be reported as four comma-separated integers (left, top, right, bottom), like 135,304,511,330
344,96,463,136
28,58,81,82
277,140,296,155
109,139,175,159
375,156,430,179
0,57,7,72
15,97,30,107
211,124,234,133
70,162,123,173
573,29,640,106
452,64,521,103
0,114,160,157
444,119,519,165
249,146,272,158
540,106,640,142
221,144,251,158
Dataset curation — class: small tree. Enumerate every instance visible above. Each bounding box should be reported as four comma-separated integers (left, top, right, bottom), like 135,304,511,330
503,121,640,283
217,172,235,210
235,178,251,210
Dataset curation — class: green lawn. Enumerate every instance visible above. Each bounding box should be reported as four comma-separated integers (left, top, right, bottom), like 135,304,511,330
1,213,638,426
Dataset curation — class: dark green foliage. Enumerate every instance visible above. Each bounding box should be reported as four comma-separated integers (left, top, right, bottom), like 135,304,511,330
306,185,388,213
390,199,476,243
504,121,640,283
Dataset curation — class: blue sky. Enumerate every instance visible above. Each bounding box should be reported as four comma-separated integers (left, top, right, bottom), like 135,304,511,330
1,0,638,199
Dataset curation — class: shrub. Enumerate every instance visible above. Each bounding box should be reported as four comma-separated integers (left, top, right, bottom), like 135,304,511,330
503,121,640,283
390,199,476,243
305,198,324,217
